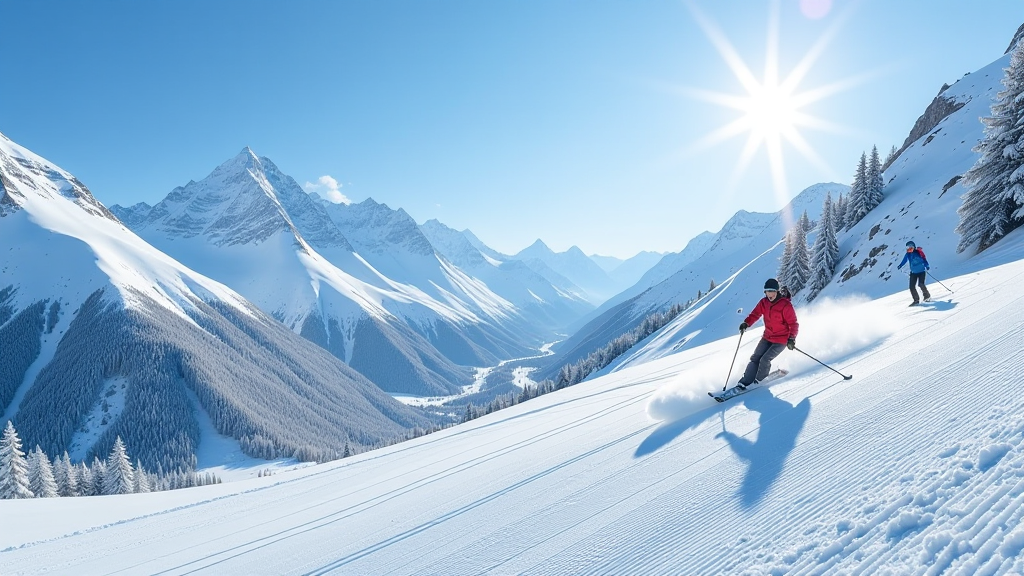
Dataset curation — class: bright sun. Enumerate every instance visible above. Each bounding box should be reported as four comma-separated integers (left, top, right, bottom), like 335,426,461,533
683,0,864,218
743,82,799,142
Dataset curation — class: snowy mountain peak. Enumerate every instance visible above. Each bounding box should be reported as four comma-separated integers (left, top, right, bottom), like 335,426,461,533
0,130,117,222
127,148,354,251
316,196,435,257
518,238,553,258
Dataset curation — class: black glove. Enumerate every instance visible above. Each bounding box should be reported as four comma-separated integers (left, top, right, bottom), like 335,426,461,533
739,322,748,333
787,337,796,350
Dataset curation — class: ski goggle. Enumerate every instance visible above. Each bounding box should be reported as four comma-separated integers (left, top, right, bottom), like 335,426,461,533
907,247,915,251
764,289,778,294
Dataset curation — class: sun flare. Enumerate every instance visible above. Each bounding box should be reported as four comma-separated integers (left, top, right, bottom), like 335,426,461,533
683,0,864,220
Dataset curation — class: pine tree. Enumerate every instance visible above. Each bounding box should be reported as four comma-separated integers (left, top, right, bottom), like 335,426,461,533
53,451,75,497
867,145,885,209
0,421,34,499
77,463,95,496
777,231,796,288
103,437,135,495
885,145,898,166
789,222,812,294
832,193,847,231
133,460,151,493
27,446,58,498
798,210,812,236
956,38,1024,253
846,153,870,229
808,193,840,300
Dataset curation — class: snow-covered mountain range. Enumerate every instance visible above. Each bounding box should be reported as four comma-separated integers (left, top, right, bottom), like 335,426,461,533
0,133,433,472
111,150,577,396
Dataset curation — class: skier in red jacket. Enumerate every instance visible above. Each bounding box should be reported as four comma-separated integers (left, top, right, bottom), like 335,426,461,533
735,278,799,389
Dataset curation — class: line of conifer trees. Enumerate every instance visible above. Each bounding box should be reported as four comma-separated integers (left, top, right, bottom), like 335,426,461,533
0,420,220,499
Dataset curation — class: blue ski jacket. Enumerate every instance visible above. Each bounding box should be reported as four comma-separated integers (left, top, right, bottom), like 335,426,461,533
898,248,929,274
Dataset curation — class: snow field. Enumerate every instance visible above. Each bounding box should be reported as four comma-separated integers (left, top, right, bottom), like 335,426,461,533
4,257,1024,574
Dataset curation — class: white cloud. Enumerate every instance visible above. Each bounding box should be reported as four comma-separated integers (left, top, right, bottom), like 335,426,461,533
303,175,350,204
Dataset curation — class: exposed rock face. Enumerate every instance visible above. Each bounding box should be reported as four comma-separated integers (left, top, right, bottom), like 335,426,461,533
882,87,966,173
1006,22,1024,54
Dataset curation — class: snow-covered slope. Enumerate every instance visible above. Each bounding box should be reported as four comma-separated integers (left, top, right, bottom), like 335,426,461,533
0,131,432,471
542,182,846,380
5,230,1024,574
420,218,594,332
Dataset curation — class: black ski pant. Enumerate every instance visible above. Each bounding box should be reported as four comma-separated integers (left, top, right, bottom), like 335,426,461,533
909,271,930,302
738,338,786,385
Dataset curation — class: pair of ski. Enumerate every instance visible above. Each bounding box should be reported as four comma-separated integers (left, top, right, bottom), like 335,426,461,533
709,369,788,403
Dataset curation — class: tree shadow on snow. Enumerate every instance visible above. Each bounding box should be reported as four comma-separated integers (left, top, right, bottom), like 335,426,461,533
716,389,810,509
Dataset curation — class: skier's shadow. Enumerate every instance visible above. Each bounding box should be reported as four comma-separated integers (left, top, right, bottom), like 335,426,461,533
717,389,810,509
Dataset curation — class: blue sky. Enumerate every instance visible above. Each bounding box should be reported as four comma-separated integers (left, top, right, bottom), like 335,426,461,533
2,1,1021,258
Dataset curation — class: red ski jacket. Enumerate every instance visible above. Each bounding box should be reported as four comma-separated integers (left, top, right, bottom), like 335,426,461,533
744,296,799,344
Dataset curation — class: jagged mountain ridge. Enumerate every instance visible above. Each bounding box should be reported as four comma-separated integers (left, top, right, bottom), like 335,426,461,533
419,219,595,332
310,196,544,356
514,240,619,304
0,131,433,471
112,150,500,395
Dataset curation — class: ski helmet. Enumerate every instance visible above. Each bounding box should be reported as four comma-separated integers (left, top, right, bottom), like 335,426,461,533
906,241,916,248
763,278,780,291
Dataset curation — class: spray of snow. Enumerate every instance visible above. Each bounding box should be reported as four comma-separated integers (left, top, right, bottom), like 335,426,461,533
646,295,899,421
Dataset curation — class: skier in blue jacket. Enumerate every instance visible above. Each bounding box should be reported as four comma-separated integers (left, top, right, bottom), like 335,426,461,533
897,240,931,305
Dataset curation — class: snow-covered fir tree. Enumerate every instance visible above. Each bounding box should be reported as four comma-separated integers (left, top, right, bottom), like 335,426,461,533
885,145,898,166
867,146,885,209
0,421,34,499
776,213,813,295
956,38,1024,253
78,461,97,496
134,460,151,493
788,222,812,294
808,193,840,300
846,152,870,229
778,222,811,295
27,446,58,498
55,451,78,497
833,193,847,231
777,231,796,289
104,437,135,495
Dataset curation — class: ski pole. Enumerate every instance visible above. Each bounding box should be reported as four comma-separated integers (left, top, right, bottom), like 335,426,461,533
793,346,853,380
722,330,744,391
927,271,953,294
